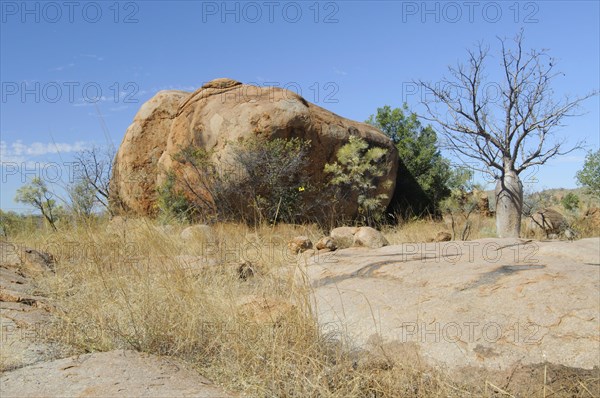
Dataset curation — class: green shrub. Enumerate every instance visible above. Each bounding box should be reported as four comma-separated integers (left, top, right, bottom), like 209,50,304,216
325,135,391,225
561,192,580,211
228,137,312,224
156,171,194,223
158,137,312,225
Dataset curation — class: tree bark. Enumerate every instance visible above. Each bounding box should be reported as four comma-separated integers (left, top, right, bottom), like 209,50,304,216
495,169,523,238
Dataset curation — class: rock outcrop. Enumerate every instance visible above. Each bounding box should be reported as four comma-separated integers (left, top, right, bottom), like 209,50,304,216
1,350,234,397
110,78,398,222
528,208,567,236
304,237,600,375
1,242,63,371
110,90,190,215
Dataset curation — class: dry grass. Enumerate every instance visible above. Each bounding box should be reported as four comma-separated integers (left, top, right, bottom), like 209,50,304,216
9,217,598,397
383,214,497,244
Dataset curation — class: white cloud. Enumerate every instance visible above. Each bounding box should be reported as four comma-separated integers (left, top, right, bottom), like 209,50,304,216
51,63,75,71
109,105,130,112
151,84,197,92
333,67,348,76
73,97,108,107
80,54,104,61
0,140,87,165
49,53,103,72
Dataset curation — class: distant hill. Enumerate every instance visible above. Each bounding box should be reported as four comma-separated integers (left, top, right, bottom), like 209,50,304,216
482,187,599,213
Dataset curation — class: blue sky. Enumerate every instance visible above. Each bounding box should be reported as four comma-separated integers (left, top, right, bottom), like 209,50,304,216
1,0,599,212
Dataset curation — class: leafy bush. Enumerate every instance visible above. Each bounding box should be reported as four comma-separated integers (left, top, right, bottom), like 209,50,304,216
325,135,391,225
156,170,195,223
561,192,580,211
0,210,43,237
227,137,312,224
157,137,312,224
67,179,97,219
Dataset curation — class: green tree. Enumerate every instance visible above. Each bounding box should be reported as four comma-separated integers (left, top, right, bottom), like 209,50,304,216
15,177,61,231
325,136,391,225
576,149,600,198
367,104,452,210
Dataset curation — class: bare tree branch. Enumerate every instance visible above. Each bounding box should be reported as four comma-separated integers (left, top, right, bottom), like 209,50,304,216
418,30,597,177
73,146,115,213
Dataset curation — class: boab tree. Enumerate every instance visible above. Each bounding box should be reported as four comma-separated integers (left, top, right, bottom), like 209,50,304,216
420,31,596,237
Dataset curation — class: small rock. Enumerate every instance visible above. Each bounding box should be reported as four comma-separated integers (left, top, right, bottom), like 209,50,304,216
237,261,255,281
563,228,577,242
434,231,452,242
584,207,600,228
288,236,313,254
316,236,337,251
180,224,211,241
353,227,389,248
330,227,359,249
237,294,297,324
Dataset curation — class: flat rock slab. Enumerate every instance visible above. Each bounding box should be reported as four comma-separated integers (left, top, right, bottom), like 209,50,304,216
1,349,234,398
1,249,62,371
305,238,600,373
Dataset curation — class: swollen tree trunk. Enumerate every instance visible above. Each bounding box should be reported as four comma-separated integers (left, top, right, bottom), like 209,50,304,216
495,169,523,238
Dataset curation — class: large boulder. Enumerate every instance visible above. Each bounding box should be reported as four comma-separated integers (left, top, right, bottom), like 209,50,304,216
110,90,191,215
110,79,398,222
529,208,567,236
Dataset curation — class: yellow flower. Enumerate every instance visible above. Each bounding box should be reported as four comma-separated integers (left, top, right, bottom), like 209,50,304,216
298,186,305,192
